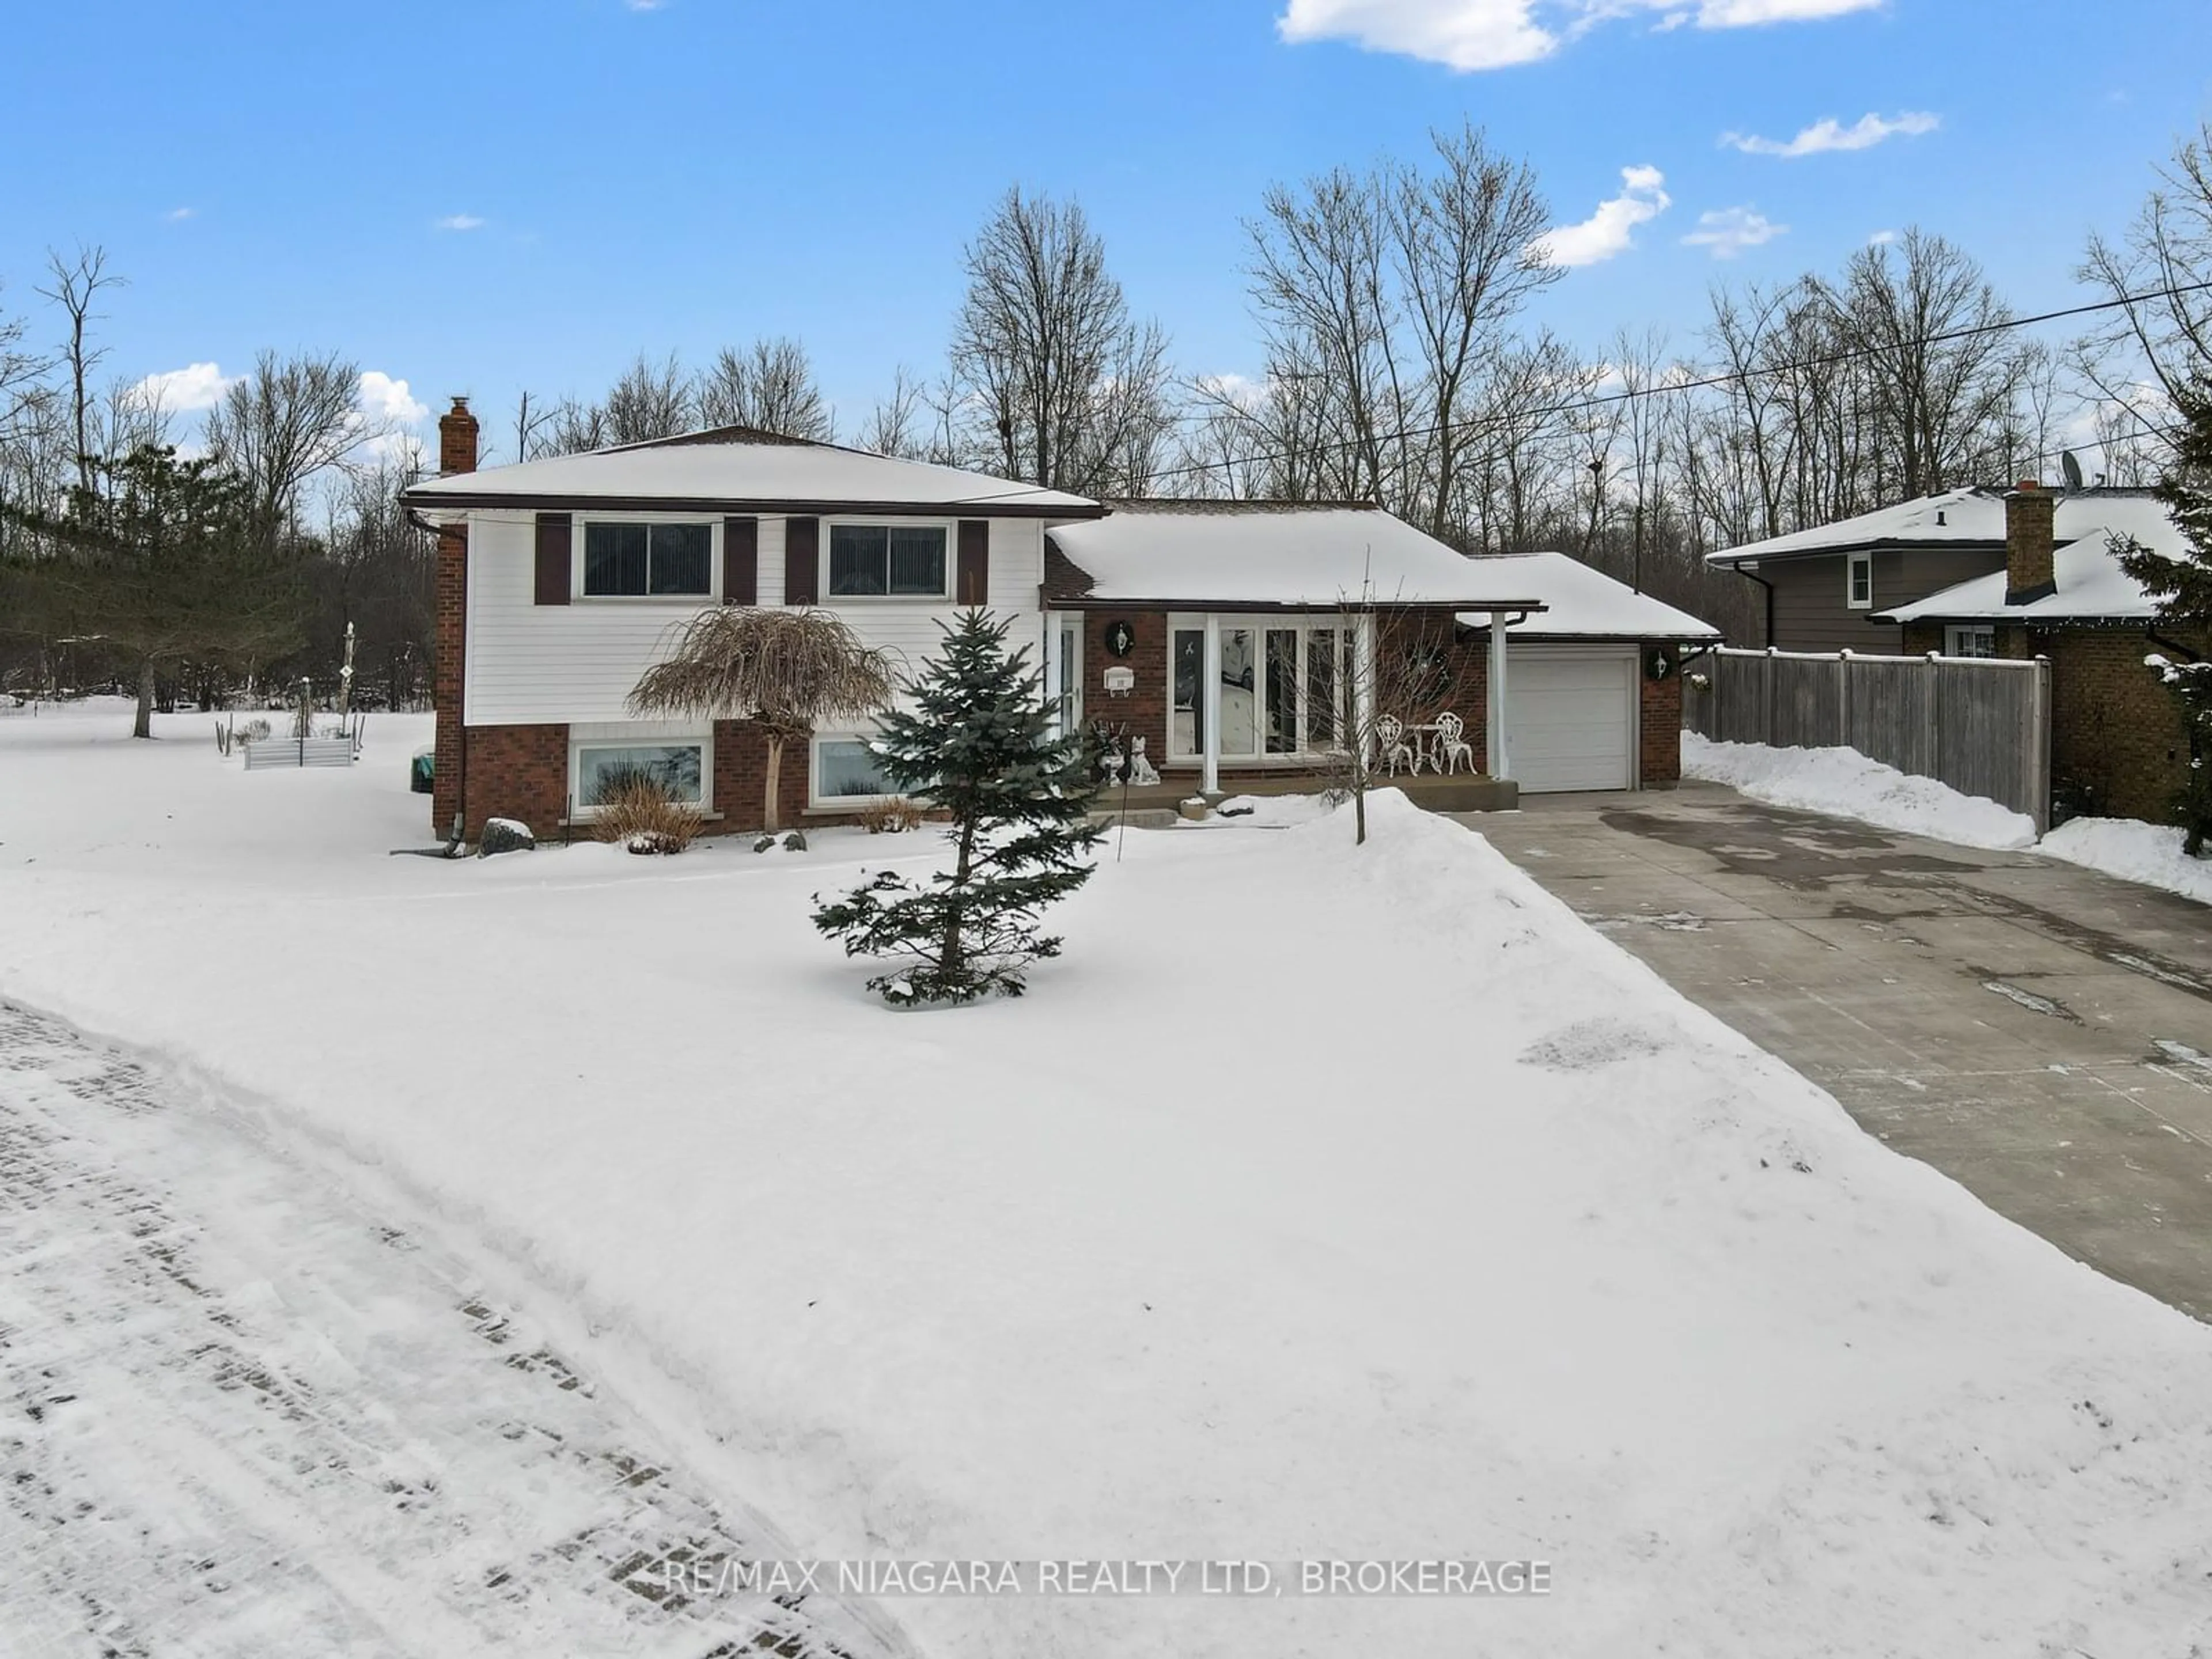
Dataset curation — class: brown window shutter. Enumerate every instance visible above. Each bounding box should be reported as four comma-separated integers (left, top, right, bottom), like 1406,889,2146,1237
723,516,758,605
533,513,571,605
785,517,819,607
957,520,990,607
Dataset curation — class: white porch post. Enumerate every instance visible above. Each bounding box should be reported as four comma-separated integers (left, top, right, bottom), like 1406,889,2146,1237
1353,612,1377,767
1042,611,1065,738
1487,613,1512,781
1200,613,1222,796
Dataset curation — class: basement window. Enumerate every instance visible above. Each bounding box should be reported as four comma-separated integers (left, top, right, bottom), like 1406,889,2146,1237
1945,625,1997,659
1846,551,1873,610
812,736,904,805
573,741,707,810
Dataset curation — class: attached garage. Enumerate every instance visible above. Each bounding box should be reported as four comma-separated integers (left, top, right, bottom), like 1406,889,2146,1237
1505,645,1639,794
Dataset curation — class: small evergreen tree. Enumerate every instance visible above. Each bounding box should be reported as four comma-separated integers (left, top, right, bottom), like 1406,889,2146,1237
813,610,1103,1006
2113,376,2212,855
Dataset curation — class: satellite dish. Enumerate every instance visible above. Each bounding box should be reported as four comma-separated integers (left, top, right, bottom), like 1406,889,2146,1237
2061,450,2085,493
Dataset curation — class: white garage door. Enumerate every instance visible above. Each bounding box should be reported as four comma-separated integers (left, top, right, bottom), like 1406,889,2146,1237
1505,646,1638,793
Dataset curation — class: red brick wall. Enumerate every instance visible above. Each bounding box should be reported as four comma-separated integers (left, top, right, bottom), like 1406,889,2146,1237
460,722,568,839
2039,628,2200,823
1641,662,1682,785
711,721,820,833
431,524,467,836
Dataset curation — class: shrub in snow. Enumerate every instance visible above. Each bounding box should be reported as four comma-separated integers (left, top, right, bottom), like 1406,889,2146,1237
753,834,777,853
856,796,929,834
478,817,535,858
590,777,701,856
813,611,1103,1006
782,830,808,851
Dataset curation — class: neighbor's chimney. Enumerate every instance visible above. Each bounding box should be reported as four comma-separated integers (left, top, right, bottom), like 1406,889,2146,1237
2004,478,2055,605
438,396,479,477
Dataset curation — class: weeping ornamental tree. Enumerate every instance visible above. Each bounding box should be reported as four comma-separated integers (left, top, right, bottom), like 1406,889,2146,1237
2115,376,2212,856
628,607,894,832
813,611,1103,1006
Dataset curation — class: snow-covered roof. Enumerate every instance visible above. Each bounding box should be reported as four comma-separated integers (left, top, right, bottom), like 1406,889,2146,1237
1706,487,2183,568
402,428,1102,519
1046,502,1548,610
1876,521,2180,623
1455,551,1722,641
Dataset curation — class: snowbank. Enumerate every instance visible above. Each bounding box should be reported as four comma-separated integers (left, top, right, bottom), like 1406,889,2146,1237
1682,732,2039,850
4,701,2211,1658
2041,816,2212,905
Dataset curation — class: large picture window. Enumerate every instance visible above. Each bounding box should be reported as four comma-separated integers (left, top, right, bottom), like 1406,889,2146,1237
574,742,706,808
1172,619,1349,762
828,524,948,597
582,522,713,597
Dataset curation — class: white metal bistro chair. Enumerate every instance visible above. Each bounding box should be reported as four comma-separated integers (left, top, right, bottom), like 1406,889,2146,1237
1376,714,1419,777
1433,710,1474,775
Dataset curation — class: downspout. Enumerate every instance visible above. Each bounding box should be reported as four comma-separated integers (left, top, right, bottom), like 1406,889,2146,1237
1732,561,1777,649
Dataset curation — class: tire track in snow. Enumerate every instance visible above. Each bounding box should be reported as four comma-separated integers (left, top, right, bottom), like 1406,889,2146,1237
0,999,908,1658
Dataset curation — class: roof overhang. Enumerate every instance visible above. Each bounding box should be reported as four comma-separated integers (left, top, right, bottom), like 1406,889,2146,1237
1046,594,1550,614
1709,537,2006,569
400,491,1107,523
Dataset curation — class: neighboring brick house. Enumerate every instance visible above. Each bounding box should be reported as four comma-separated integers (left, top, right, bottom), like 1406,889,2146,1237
1873,483,2207,824
1706,484,2179,656
403,402,1718,839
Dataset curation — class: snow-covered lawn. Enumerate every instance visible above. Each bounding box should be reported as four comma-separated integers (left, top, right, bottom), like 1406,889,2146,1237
5,699,2212,1657
1681,731,2039,850
2041,814,2212,904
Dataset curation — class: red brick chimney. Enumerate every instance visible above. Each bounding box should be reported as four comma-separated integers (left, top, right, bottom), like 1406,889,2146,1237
2003,479,2055,605
431,397,477,840
438,396,479,476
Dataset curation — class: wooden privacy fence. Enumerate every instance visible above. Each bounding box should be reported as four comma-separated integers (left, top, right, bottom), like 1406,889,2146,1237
1681,646,2054,832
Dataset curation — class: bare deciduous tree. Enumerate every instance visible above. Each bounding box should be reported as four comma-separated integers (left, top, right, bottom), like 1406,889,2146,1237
600,353,693,446
697,337,833,440
37,245,122,494
952,188,1179,494
203,349,372,546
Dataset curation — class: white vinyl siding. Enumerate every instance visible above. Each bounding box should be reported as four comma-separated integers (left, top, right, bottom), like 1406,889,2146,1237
1504,646,1638,794
463,514,1048,726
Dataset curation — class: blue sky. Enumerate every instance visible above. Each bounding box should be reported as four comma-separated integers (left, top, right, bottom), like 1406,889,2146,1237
3,0,2207,461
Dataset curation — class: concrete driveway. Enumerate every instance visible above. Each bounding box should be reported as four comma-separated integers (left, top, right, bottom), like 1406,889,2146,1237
1471,783,2212,1321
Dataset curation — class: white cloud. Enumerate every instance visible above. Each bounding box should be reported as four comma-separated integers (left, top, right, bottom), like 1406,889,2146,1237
162,206,195,223
435,213,485,232
1278,0,1554,69
1681,206,1787,259
358,372,429,429
129,362,234,414
1722,110,1939,158
1528,165,1671,268
1277,0,1880,71
1868,228,1899,246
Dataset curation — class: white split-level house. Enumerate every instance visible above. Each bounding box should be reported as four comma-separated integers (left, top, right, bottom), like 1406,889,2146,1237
402,400,1717,838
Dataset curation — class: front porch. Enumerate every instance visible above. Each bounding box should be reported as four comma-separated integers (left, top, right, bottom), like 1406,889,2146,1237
1093,769,1520,821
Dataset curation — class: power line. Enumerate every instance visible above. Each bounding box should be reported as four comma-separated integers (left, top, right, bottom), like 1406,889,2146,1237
1138,276,2212,491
